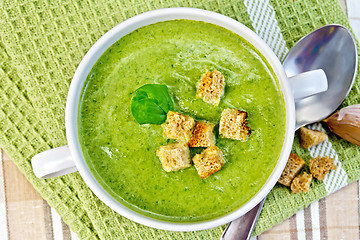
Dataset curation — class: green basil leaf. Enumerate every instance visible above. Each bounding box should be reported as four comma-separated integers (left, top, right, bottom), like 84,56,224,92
131,84,174,125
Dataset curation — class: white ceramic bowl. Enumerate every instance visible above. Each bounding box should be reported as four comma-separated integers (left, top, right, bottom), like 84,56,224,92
66,8,295,231
32,7,330,231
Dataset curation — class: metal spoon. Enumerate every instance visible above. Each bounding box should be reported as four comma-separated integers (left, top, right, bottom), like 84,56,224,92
221,24,358,240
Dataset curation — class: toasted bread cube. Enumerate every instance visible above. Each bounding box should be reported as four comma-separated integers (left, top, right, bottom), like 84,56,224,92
219,108,251,141
192,146,225,178
162,111,195,141
291,172,312,193
299,127,328,149
309,156,337,180
156,142,191,172
196,69,225,106
188,121,216,147
278,153,306,186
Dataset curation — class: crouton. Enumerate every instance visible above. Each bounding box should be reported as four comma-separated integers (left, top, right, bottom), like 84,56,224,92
309,156,337,180
299,127,328,149
188,121,216,147
196,69,225,106
156,142,191,172
219,108,251,141
290,172,313,193
162,111,195,141
278,153,306,186
192,146,225,178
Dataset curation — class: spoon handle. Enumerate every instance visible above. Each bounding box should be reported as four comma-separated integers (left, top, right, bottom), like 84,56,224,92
221,198,265,240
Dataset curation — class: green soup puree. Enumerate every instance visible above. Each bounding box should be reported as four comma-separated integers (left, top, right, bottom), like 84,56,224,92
79,20,286,222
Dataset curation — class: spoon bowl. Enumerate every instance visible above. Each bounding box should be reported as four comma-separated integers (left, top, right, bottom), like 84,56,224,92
283,24,358,129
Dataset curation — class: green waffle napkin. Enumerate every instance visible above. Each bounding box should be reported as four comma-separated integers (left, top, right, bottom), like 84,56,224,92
0,0,359,238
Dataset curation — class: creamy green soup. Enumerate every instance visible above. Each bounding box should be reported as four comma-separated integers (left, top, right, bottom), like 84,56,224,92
79,20,286,222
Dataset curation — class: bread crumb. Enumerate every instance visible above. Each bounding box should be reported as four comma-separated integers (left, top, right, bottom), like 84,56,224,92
188,121,216,147
156,142,191,172
196,69,225,106
278,153,306,186
192,146,225,178
290,172,312,193
299,127,328,149
162,111,195,141
219,108,251,141
309,156,337,180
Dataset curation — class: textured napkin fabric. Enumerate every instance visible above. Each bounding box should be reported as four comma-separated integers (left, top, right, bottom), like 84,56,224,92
0,0,359,239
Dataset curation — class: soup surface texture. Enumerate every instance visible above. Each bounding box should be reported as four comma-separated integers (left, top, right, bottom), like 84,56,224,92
79,20,286,222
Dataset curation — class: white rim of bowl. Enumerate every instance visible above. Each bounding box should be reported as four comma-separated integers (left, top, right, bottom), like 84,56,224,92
65,7,295,231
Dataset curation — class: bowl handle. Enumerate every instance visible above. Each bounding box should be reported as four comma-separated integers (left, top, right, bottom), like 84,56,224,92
288,69,328,100
31,145,77,179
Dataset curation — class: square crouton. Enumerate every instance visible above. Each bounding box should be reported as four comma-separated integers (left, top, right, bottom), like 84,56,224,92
278,153,306,186
192,146,225,178
309,156,337,180
188,121,216,147
162,111,195,141
156,142,191,172
219,108,251,141
299,127,328,149
290,172,312,193
196,69,225,106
